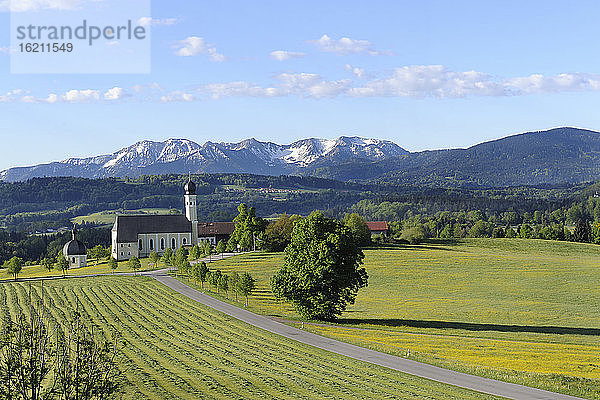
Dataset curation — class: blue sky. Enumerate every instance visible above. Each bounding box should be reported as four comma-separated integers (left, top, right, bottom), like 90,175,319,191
1,0,600,170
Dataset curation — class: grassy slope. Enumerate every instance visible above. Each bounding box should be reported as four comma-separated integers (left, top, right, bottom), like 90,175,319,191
0,277,499,400
204,238,600,399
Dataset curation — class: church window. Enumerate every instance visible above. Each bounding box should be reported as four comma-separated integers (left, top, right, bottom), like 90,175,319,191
171,238,176,249
72,257,75,263
183,238,187,245
160,238,165,250
139,239,143,250
149,239,154,250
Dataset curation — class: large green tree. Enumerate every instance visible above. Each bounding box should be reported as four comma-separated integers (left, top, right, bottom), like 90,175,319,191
342,213,371,247
227,204,267,251
264,213,298,252
271,211,368,320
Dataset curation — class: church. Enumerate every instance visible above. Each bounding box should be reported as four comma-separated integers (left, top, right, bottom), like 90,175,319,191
111,176,233,261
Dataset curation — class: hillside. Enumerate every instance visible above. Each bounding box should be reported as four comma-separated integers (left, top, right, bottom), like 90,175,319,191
308,127,600,187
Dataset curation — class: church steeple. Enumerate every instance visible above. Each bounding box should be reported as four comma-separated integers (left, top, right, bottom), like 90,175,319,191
184,173,198,245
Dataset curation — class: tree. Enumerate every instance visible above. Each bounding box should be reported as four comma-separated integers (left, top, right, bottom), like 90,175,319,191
271,211,368,320
210,269,222,293
56,253,70,277
342,213,371,247
218,274,229,298
197,262,209,290
238,272,255,307
264,214,296,252
229,272,240,301
128,257,141,274
399,223,426,244
227,203,267,251
0,301,119,400
161,248,174,268
108,257,118,273
573,218,592,243
189,245,202,261
215,240,226,257
173,247,189,275
7,256,23,280
41,257,53,273
148,251,160,268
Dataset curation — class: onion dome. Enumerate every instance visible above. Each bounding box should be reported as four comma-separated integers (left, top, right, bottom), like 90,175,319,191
63,226,87,256
185,173,196,195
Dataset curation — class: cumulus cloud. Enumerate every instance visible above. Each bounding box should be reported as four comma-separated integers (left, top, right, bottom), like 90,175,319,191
311,34,391,56
174,36,225,61
270,50,306,61
160,91,195,102
345,64,366,79
137,17,178,27
4,68,600,104
104,86,125,100
349,65,508,98
62,89,100,102
505,73,600,94
199,73,351,99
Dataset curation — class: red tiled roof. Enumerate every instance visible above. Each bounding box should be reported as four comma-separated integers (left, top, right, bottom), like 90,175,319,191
197,222,235,236
366,221,388,231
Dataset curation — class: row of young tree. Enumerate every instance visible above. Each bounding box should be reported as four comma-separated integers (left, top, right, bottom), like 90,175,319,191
0,291,119,400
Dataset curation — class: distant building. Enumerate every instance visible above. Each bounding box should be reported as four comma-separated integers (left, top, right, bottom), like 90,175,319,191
198,222,235,246
111,176,234,261
63,226,87,268
366,221,389,237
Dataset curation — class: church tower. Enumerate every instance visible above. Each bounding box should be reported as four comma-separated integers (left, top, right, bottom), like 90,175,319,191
184,173,198,244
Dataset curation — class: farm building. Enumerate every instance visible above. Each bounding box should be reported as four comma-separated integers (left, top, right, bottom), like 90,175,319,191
366,221,389,237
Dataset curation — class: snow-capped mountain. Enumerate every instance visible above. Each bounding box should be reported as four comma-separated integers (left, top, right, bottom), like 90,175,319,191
0,136,407,182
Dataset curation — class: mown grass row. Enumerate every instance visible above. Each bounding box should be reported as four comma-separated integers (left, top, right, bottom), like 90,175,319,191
1,276,501,400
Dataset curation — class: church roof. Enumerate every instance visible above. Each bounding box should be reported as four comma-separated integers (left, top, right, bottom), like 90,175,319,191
64,239,87,256
113,214,192,242
198,222,234,236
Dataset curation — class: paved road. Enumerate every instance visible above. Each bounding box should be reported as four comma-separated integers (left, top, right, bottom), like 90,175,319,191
149,270,585,400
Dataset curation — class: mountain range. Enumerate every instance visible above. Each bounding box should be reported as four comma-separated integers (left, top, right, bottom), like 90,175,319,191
3,127,600,187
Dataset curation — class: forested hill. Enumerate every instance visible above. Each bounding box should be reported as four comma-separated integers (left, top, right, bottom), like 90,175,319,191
305,127,600,187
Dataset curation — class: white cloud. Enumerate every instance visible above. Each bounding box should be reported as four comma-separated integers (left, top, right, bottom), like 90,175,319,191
311,34,391,56
1,0,89,12
505,73,600,94
345,64,365,79
104,86,125,100
199,73,351,99
174,36,225,61
270,50,306,61
349,65,508,98
160,91,195,102
137,17,178,27
45,93,59,103
62,89,100,102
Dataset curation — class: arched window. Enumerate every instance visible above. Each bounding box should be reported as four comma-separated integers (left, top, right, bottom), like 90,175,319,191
149,239,154,250
171,238,176,249
72,257,75,263
139,239,143,250
183,238,187,245
160,238,165,250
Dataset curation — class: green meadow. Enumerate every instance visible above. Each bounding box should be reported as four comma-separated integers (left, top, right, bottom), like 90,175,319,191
205,238,600,399
0,277,499,400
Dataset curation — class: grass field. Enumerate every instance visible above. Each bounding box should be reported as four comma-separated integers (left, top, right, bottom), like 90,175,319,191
0,277,501,400
205,238,600,399
0,257,162,281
